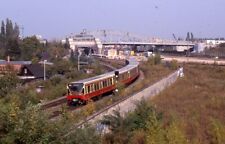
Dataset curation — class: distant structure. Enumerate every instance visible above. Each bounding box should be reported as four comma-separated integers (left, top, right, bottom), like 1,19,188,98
64,29,195,56
65,30,102,54
18,64,45,81
35,35,48,46
194,39,225,53
0,56,31,74
206,39,225,47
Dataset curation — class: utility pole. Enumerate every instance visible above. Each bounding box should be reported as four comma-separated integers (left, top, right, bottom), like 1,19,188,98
44,60,47,80
77,49,82,71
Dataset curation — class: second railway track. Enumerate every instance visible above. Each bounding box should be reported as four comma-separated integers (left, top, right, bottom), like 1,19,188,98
40,58,128,118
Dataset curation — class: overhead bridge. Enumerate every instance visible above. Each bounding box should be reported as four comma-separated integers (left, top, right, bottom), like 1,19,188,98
102,41,195,53
103,41,195,46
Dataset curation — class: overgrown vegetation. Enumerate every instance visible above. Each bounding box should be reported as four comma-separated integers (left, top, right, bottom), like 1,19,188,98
77,55,174,120
152,64,225,144
100,100,188,144
92,63,225,144
0,94,100,143
203,43,225,58
0,73,19,98
3,51,222,143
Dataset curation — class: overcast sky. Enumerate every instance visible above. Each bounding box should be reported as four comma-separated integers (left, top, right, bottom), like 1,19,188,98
0,0,224,39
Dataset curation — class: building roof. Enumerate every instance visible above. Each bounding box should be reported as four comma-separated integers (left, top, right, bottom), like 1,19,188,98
22,64,44,78
0,61,32,65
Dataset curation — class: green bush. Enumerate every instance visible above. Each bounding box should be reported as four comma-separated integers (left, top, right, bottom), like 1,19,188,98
208,118,225,144
50,76,62,86
147,54,161,66
0,102,62,144
170,60,179,70
0,74,19,97
165,121,188,144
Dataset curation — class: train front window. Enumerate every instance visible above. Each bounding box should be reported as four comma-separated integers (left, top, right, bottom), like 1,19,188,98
68,83,83,93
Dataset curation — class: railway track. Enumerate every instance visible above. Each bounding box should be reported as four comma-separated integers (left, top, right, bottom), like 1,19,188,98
40,59,127,118
63,70,176,138
46,70,144,120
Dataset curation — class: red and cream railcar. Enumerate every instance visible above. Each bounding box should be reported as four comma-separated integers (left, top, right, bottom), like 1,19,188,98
67,58,139,105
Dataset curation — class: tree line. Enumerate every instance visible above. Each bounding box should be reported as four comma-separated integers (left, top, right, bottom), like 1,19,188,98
0,18,69,62
0,18,43,61
0,19,20,59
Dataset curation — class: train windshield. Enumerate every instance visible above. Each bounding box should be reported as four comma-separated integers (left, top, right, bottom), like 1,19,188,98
68,83,83,93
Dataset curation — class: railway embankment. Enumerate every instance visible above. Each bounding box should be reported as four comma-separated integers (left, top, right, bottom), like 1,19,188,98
73,68,180,129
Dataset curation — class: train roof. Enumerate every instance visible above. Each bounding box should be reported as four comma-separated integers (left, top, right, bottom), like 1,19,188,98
70,57,139,85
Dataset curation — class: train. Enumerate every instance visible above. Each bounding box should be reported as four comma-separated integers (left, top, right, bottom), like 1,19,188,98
66,58,140,105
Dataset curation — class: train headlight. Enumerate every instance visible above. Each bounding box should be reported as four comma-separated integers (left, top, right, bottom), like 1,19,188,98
73,99,78,102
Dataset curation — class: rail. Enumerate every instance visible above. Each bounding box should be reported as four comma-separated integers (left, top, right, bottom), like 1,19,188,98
40,59,125,110
65,69,180,137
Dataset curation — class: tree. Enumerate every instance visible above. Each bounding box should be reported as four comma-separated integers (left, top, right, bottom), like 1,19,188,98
1,20,5,36
146,110,165,144
101,110,125,132
65,127,100,144
101,101,162,144
0,19,21,59
0,102,62,143
6,38,21,60
20,36,42,60
165,121,187,144
208,119,225,144
13,23,20,39
147,54,161,65
0,73,19,97
70,50,76,63
5,19,14,39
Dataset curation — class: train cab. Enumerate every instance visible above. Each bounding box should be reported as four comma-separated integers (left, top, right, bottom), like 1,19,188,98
66,58,139,106
67,83,85,105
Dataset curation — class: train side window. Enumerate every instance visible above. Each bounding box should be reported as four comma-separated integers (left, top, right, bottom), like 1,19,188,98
100,81,103,88
106,80,109,87
105,80,107,87
109,79,112,85
88,85,91,93
99,82,101,89
97,83,99,90
95,83,98,91
86,86,89,94
106,79,109,86
109,78,112,85
82,88,84,94
95,84,96,90
92,84,95,92
84,86,87,94
103,80,106,87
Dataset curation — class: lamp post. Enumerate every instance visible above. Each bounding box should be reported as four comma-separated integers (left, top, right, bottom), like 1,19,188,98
78,50,82,71
78,53,80,71
44,60,47,80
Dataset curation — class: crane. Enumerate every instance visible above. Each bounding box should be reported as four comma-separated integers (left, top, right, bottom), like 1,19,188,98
172,33,177,41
